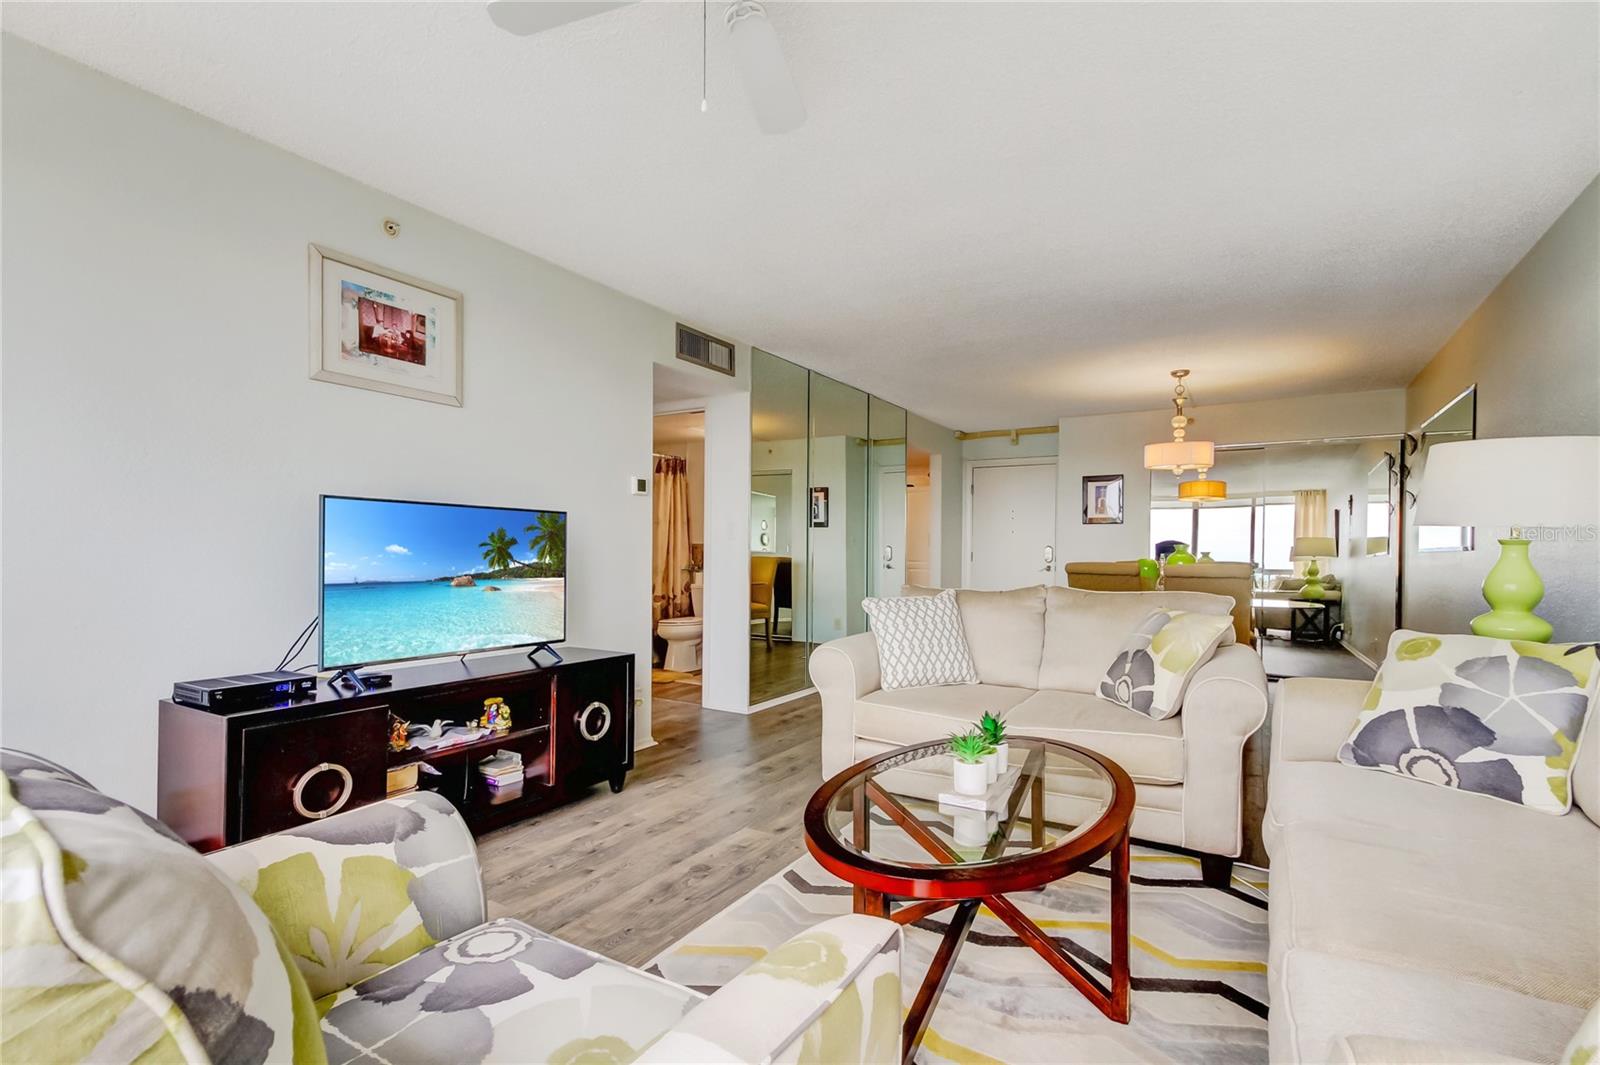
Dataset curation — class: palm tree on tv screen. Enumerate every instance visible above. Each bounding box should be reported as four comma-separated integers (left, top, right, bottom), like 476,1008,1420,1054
526,512,566,573
479,528,519,573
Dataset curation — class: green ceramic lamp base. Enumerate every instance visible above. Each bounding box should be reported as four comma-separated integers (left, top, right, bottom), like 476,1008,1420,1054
1470,538,1553,643
1299,559,1327,600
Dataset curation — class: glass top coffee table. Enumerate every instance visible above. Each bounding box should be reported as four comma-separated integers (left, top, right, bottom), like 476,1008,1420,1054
803,737,1135,1062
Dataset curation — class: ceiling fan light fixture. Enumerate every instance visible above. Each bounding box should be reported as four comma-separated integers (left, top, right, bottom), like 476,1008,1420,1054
486,0,636,36
725,0,806,134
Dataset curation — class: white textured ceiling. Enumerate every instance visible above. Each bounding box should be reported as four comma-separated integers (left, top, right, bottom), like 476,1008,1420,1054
6,2,1596,430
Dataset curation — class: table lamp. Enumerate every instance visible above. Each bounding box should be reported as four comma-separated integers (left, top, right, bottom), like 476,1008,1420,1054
1290,537,1338,599
1415,435,1600,642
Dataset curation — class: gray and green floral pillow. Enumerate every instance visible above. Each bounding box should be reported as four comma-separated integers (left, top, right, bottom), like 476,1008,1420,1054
1097,609,1234,720
1338,631,1599,814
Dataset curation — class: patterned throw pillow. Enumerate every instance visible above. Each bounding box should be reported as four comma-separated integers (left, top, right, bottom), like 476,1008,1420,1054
1338,631,1599,814
1096,609,1233,720
862,588,979,690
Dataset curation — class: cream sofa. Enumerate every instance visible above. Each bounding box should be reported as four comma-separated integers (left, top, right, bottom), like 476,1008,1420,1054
1266,678,1600,1063
810,584,1270,875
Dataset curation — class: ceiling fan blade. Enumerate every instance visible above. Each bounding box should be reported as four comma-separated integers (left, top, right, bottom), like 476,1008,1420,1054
725,1,806,134
487,1,638,36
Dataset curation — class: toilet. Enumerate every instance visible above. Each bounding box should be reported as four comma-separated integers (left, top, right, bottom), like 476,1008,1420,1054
658,585,704,673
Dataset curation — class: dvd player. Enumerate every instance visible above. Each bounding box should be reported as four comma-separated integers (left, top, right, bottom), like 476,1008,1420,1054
172,671,318,711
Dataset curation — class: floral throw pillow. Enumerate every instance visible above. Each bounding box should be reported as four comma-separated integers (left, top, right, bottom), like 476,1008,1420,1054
1338,631,1599,814
1096,610,1233,721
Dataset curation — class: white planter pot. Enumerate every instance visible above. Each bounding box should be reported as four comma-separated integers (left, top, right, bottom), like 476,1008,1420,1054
982,751,999,783
994,742,1009,773
953,760,988,796
952,809,995,847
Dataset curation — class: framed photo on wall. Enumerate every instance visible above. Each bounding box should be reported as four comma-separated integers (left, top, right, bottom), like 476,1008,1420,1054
309,244,463,406
1082,474,1124,524
810,486,830,528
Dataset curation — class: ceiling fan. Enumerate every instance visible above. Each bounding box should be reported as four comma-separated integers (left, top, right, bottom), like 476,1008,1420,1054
487,0,807,134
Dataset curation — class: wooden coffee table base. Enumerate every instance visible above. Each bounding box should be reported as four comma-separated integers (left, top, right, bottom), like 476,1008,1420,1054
849,779,1130,1064
855,829,1130,1064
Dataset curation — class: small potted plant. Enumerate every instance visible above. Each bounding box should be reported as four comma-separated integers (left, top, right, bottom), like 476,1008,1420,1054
948,731,993,796
978,711,1009,773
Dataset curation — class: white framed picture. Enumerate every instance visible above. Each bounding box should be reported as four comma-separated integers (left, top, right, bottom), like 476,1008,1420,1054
309,244,463,406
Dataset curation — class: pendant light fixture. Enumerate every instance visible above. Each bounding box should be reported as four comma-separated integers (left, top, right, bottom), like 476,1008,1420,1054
1144,370,1226,500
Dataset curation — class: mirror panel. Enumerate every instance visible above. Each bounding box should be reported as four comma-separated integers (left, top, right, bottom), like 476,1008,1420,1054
750,349,811,703
808,373,870,642
1413,387,1477,553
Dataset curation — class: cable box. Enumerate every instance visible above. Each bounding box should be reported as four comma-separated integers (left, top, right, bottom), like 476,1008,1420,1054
172,671,318,711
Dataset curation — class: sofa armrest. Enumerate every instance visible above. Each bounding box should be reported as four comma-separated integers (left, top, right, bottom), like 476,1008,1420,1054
206,790,485,999
810,632,881,779
1179,643,1270,856
1272,677,1371,765
636,914,901,1064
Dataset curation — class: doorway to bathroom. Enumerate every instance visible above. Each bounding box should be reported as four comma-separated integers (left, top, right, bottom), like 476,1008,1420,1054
652,410,705,706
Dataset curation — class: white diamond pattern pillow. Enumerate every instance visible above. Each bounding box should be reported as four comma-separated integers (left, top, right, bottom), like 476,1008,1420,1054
863,589,980,690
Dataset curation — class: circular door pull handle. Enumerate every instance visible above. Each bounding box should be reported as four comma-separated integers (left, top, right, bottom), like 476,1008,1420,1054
291,762,354,819
579,701,612,741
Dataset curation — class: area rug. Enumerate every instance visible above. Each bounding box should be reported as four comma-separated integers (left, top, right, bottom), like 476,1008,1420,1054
648,847,1268,1064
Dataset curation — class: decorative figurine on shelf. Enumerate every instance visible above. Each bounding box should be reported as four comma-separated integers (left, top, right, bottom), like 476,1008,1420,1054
479,697,512,734
388,713,411,752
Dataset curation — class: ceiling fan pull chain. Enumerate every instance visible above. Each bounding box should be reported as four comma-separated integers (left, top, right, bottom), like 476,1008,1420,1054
701,0,708,113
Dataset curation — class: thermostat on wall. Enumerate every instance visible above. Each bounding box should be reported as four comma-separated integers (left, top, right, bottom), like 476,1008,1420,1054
630,476,648,495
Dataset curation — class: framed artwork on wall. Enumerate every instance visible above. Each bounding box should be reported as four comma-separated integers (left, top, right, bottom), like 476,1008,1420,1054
810,486,830,527
1082,474,1124,525
309,244,464,406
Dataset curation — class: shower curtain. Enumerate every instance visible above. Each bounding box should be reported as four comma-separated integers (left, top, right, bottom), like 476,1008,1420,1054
653,454,693,624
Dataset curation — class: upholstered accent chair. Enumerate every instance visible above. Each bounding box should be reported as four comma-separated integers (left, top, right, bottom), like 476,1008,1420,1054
1065,561,1256,647
751,554,780,647
1,749,901,1064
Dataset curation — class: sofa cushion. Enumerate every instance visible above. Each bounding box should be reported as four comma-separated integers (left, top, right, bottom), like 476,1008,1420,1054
1096,609,1233,721
1338,631,1598,814
1561,1002,1599,1065
855,684,1037,747
1009,689,1185,784
1039,585,1235,694
954,585,1047,689
862,588,979,689
1270,814,1599,1013
319,917,701,1064
1273,948,1586,1065
1,750,324,1064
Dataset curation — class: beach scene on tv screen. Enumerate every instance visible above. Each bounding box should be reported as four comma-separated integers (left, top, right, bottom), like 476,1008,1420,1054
322,498,566,667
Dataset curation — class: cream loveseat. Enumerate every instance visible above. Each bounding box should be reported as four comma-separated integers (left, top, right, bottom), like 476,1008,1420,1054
1266,678,1600,1063
810,584,1271,875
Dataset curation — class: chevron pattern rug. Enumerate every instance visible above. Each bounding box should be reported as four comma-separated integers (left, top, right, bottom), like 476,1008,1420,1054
648,847,1268,1064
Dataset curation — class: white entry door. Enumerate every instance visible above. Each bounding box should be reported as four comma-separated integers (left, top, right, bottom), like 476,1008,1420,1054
875,466,907,598
967,462,1056,590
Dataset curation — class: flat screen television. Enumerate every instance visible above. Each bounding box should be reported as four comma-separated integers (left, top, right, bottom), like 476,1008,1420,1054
319,495,567,669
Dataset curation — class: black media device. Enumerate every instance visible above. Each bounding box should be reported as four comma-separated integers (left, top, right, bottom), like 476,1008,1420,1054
172,671,318,711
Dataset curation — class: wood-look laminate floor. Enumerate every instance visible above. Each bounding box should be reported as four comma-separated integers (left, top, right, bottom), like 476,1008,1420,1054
749,638,814,704
477,692,821,967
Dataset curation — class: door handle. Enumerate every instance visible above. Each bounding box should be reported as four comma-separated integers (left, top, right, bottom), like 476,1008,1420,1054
883,545,894,570
1042,545,1054,571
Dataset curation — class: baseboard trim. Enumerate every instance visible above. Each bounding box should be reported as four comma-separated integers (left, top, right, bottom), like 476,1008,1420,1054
1339,639,1379,671
748,688,817,714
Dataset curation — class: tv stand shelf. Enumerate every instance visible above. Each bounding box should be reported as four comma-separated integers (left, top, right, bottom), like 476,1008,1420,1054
157,647,633,851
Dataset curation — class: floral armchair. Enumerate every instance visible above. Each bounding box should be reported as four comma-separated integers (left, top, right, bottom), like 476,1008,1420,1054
1,749,901,1064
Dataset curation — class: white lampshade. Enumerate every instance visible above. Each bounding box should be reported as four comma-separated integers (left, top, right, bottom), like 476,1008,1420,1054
1291,536,1337,561
1144,439,1216,472
1416,437,1600,528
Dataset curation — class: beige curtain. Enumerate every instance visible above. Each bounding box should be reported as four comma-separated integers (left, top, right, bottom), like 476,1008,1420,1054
1292,489,1327,575
653,455,692,622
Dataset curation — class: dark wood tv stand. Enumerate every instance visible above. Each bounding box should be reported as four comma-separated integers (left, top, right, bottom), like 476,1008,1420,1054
157,648,633,851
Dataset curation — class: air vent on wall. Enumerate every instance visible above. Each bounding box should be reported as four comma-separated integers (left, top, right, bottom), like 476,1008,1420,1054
676,324,735,377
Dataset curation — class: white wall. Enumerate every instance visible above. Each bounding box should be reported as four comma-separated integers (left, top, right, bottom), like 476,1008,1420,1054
1404,178,1600,641
0,39,750,802
1055,389,1408,567
700,390,752,712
